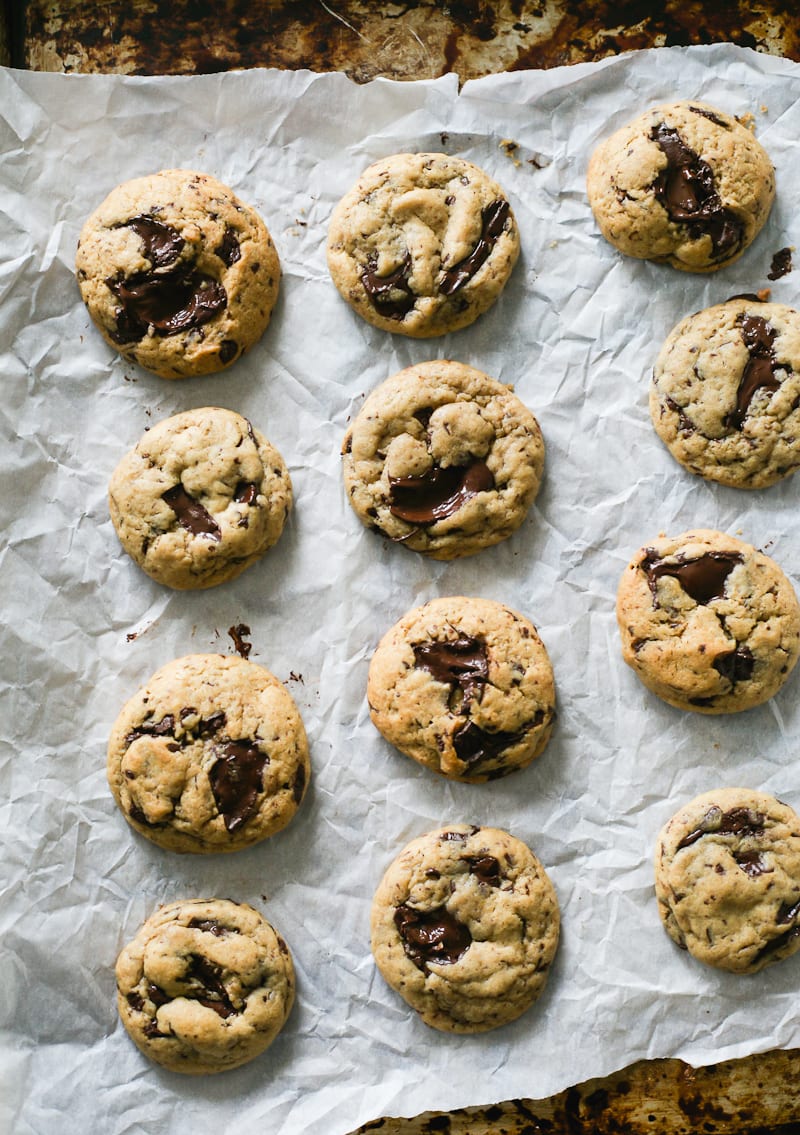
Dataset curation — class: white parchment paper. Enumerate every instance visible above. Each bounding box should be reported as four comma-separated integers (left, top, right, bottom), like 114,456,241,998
2,43,800,1135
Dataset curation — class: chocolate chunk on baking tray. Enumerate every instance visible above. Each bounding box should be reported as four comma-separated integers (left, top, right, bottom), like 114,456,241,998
642,549,742,604
394,904,472,970
162,484,222,540
723,314,783,430
650,122,743,260
389,460,494,524
208,740,269,832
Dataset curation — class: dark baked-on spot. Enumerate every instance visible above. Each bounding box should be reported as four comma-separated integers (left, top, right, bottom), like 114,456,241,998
394,903,472,970
208,740,269,832
723,314,783,430
439,199,510,295
641,549,742,605
650,122,743,261
389,460,494,524
162,484,222,541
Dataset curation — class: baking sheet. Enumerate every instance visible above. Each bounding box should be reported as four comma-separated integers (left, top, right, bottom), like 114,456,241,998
2,43,800,1135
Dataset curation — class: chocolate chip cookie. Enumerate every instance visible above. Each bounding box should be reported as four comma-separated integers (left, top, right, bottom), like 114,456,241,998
109,407,292,591
107,654,310,853
116,898,295,1072
343,360,544,560
617,529,800,713
76,169,280,378
368,597,556,782
655,788,800,974
650,298,800,489
371,825,560,1032
327,153,519,337
587,102,775,272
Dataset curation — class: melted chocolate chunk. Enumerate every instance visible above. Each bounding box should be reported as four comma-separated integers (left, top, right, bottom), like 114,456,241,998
440,199,510,295
734,850,770,877
196,711,226,737
453,720,525,766
414,407,434,430
147,983,170,1007
466,855,502,886
713,646,755,685
389,460,494,524
126,991,146,1012
216,227,241,266
650,122,743,260
292,763,306,804
677,805,766,849
162,484,222,541
754,922,800,964
360,251,415,318
188,919,229,936
109,271,227,343
394,904,472,970
123,215,184,269
723,314,783,430
664,396,695,433
768,247,793,281
777,898,800,925
413,635,488,703
208,740,268,832
125,713,176,746
227,623,252,660
218,339,238,364
641,550,742,605
187,955,237,1018
439,827,480,842
233,480,259,505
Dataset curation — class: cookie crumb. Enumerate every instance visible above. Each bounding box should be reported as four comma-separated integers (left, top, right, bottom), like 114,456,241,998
500,138,521,167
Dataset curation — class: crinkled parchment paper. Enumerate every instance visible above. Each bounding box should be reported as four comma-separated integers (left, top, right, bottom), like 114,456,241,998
2,42,800,1135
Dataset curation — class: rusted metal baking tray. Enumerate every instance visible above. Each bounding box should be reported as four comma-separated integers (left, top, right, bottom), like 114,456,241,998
5,3,800,1133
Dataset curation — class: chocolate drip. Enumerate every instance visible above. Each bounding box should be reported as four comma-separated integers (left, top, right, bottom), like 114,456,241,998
642,550,741,605
713,646,755,685
440,199,510,295
724,314,782,430
109,272,227,342
217,227,241,266
413,635,488,703
124,215,184,268
162,484,222,540
677,805,766,850
227,623,252,660
394,904,471,970
187,955,237,1018
754,921,800,965
466,855,502,886
453,720,525,766
208,740,268,832
389,460,494,524
650,122,743,260
768,247,793,281
360,251,415,318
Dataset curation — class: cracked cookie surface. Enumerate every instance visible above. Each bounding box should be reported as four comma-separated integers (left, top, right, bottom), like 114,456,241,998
116,898,295,1072
655,788,800,974
343,360,544,560
617,529,800,713
587,101,774,272
107,654,310,853
371,824,559,1033
76,169,280,377
109,406,292,590
327,152,519,337
368,597,555,782
650,299,800,489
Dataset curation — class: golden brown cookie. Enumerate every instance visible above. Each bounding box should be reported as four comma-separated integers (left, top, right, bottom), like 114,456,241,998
617,529,800,713
77,169,280,377
371,825,560,1032
116,898,295,1072
107,654,309,853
